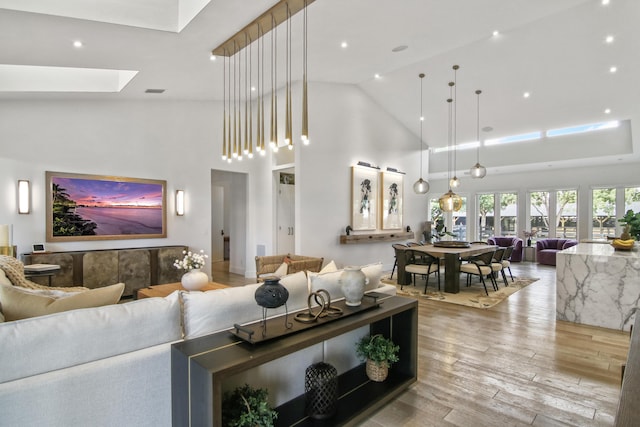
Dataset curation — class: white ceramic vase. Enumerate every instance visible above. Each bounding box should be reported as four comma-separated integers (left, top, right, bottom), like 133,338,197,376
339,266,369,306
181,268,208,291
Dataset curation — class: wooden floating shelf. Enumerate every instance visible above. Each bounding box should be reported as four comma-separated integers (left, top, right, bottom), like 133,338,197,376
340,231,414,244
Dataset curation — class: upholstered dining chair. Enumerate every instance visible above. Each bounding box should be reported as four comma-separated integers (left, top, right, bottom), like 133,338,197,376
459,250,497,296
404,249,440,293
390,243,408,279
501,246,515,282
490,247,508,288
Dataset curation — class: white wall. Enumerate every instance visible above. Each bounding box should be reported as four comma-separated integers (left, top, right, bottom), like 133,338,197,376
1,85,638,279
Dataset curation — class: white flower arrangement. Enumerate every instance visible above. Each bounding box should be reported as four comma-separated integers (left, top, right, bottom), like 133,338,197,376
174,249,208,270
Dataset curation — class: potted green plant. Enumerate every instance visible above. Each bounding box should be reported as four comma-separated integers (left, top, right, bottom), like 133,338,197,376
221,384,278,427
619,209,640,241
355,334,400,382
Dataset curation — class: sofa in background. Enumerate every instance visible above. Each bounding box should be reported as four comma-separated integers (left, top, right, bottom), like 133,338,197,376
0,262,394,427
255,253,324,281
487,236,524,262
536,238,578,266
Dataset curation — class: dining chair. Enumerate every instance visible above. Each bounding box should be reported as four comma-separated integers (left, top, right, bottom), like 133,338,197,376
501,246,515,282
459,250,497,295
403,249,440,293
490,247,508,288
390,243,408,279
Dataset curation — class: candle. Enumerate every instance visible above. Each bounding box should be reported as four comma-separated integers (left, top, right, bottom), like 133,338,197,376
0,224,11,246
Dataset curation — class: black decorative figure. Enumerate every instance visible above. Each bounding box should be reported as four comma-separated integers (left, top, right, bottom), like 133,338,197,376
254,277,291,336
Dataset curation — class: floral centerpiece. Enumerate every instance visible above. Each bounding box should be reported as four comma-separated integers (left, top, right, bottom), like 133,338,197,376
174,250,209,290
522,228,538,246
174,249,208,270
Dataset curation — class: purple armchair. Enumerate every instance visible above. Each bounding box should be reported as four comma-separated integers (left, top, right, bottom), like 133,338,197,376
487,236,524,262
536,238,578,266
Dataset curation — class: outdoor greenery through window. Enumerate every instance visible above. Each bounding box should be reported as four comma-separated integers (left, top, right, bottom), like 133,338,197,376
530,191,550,239
478,193,494,240
500,193,517,236
592,188,616,239
557,190,577,238
625,187,640,216
452,197,467,241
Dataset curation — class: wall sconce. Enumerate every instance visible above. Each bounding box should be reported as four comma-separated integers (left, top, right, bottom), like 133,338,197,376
175,190,185,216
18,180,30,214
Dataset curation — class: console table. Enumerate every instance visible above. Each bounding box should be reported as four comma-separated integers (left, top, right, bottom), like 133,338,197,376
171,294,417,426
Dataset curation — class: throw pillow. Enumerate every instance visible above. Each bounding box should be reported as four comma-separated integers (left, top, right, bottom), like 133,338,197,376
361,262,383,291
319,260,337,274
273,262,288,278
0,282,125,321
0,268,12,287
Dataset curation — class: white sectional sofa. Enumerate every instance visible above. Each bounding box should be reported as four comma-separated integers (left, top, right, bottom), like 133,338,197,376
0,263,396,427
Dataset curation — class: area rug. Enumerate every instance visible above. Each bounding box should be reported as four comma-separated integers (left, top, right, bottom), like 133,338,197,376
381,275,539,309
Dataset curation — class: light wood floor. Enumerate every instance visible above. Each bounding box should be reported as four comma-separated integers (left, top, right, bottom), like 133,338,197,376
212,261,630,426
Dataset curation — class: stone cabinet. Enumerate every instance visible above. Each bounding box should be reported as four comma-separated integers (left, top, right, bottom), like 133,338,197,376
556,242,640,330
23,245,187,298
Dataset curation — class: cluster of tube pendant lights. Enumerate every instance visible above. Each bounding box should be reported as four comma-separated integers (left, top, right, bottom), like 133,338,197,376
217,0,310,163
414,65,487,213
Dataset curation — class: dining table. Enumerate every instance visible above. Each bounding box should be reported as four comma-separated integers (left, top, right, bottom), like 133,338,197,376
396,243,497,293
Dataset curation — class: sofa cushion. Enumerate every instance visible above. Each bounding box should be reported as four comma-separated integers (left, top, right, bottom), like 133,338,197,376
181,271,309,339
0,282,125,321
0,291,182,383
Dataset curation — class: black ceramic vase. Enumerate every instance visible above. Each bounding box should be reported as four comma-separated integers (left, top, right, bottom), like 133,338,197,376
255,278,289,309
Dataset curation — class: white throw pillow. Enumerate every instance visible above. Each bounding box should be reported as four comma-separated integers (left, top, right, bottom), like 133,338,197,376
0,269,12,287
361,262,383,291
273,262,289,278
0,283,125,321
319,260,337,274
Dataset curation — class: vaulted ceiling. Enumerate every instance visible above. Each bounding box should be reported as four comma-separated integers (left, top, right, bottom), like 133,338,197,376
1,0,638,167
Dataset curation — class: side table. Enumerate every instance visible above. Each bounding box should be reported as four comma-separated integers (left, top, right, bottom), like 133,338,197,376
523,246,536,262
24,267,61,286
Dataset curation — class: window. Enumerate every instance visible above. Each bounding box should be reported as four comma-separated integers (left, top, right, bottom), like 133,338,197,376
452,197,467,241
625,187,640,215
546,120,619,138
477,193,494,240
499,193,517,236
429,198,442,240
529,191,550,239
556,190,577,238
592,188,616,239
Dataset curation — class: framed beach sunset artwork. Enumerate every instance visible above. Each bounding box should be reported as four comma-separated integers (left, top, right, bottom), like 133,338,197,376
46,171,167,242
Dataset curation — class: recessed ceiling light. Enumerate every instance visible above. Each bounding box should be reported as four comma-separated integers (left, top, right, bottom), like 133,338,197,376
610,66,618,73
391,45,408,52
73,40,83,48
482,126,494,132
602,0,610,5
492,30,500,37
341,41,348,48
251,86,256,91
374,74,381,79
209,54,216,61
145,89,165,94
523,92,531,98
605,108,611,114
605,35,615,43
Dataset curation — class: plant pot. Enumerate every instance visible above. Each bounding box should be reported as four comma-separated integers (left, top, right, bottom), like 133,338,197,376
181,268,208,290
366,359,389,382
339,266,368,306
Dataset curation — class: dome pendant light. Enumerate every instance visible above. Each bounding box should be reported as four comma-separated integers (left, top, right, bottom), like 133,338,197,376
413,73,430,194
470,89,487,179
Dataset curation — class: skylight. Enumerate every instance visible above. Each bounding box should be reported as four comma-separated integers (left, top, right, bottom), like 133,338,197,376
431,141,479,154
0,65,138,93
484,131,542,146
546,121,619,138
0,0,210,32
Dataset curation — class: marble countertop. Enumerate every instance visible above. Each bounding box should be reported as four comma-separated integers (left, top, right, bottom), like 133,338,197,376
562,242,639,258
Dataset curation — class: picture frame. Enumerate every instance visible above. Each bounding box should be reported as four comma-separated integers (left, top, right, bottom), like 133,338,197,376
46,171,167,242
351,166,378,231
381,171,404,230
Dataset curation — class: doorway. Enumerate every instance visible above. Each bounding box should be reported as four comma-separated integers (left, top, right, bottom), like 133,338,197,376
211,170,247,277
276,170,295,254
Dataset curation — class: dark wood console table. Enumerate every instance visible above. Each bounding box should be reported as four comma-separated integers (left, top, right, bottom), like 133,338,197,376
171,294,418,427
